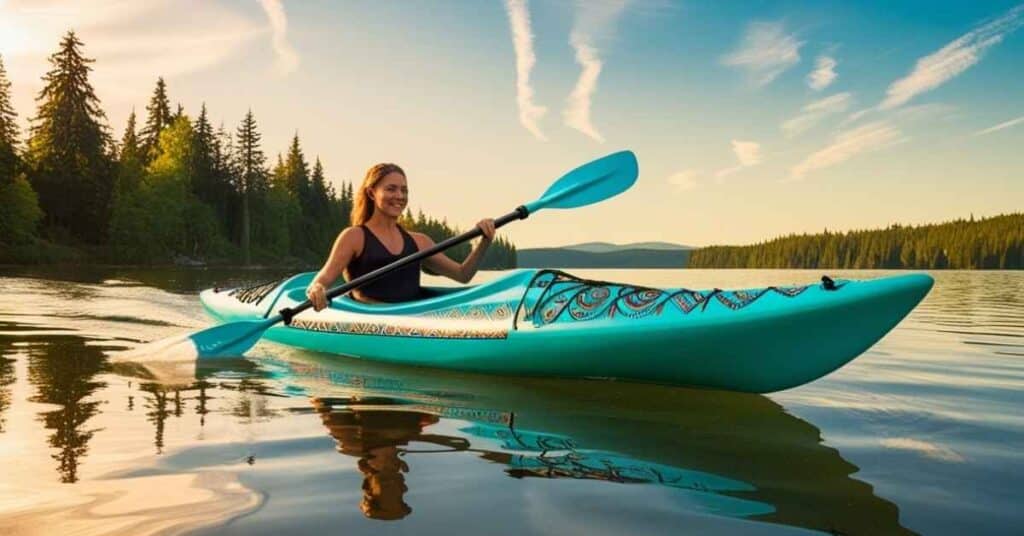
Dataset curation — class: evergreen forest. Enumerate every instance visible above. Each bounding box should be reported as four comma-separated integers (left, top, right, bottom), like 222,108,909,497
0,32,516,268
688,213,1023,269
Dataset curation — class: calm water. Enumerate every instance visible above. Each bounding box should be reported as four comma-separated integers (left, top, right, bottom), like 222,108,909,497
0,267,1021,535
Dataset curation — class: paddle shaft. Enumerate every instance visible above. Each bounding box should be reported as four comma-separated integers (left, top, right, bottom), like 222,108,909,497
278,205,529,324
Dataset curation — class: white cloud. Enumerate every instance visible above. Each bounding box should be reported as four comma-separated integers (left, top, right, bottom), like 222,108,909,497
716,139,761,178
564,0,627,143
667,169,699,192
732,139,762,166
880,4,1024,110
503,0,547,140
781,92,852,137
974,114,1024,136
721,22,803,87
259,0,299,75
807,55,837,90
789,121,906,181
565,35,605,142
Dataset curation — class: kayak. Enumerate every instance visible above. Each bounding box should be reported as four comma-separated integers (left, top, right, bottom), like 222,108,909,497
199,269,933,392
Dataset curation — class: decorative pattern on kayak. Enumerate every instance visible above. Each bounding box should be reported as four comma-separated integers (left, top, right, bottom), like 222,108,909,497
228,279,286,305
517,270,812,326
290,318,508,340
424,302,515,321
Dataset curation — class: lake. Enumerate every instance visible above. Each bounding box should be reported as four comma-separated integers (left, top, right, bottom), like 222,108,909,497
0,267,1021,535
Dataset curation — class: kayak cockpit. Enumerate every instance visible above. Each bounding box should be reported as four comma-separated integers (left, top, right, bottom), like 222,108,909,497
275,269,540,317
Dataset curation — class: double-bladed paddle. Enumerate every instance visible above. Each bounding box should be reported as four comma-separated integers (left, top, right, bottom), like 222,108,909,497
190,150,639,358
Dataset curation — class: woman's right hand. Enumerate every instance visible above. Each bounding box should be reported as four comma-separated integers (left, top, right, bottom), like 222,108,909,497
306,282,328,311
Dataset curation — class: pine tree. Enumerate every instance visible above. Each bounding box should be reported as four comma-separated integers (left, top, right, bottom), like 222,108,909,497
309,157,334,253
140,77,172,163
116,109,143,193
283,133,310,202
26,31,114,243
190,103,216,202
310,157,330,217
234,109,266,265
0,54,19,183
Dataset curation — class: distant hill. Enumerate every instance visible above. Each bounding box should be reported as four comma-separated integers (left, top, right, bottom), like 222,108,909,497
518,247,691,269
563,241,692,253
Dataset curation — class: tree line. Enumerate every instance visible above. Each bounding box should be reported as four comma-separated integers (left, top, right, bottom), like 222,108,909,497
688,213,1024,269
0,32,516,269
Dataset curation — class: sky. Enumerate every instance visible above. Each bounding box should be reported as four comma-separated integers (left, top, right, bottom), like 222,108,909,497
0,0,1022,248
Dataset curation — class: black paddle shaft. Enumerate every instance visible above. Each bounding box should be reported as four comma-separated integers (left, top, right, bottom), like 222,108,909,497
278,205,529,325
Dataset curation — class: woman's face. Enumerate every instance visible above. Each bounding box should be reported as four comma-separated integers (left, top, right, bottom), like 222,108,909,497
370,172,408,219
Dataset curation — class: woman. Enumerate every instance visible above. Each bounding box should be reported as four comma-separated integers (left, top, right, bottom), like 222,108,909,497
305,163,495,310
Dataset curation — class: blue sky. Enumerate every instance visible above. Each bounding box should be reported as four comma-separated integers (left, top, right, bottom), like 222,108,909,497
1,1,1022,248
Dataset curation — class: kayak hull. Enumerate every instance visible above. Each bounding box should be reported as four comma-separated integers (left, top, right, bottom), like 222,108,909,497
200,269,933,393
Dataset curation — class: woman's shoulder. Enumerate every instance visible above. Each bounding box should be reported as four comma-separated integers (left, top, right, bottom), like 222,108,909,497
407,230,434,248
338,226,366,249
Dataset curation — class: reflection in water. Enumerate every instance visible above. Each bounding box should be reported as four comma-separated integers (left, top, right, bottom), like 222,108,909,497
313,398,444,520
141,383,172,454
289,356,913,534
195,379,212,427
0,340,14,433
226,379,280,423
25,335,110,483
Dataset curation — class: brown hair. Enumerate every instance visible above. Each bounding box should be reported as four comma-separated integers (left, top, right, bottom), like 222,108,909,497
352,163,406,226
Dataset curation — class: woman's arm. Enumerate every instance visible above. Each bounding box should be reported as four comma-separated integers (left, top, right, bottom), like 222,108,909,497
307,227,362,310
416,219,496,284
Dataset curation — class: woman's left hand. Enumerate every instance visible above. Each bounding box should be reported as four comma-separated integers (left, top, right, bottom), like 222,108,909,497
477,218,496,242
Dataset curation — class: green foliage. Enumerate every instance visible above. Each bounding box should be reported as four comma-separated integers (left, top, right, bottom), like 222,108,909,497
0,54,19,184
688,213,1024,270
234,109,266,265
116,109,144,193
0,174,43,246
140,77,172,163
399,210,518,269
109,116,232,263
25,31,114,244
2,32,517,267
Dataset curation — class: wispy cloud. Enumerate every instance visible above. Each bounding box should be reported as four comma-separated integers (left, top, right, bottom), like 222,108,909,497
564,0,627,143
721,22,803,87
789,121,906,181
503,0,547,140
782,92,852,137
259,0,298,75
880,4,1024,110
667,169,700,192
974,114,1024,136
807,55,837,90
716,140,761,178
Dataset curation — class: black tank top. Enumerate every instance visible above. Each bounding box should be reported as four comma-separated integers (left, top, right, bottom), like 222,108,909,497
346,225,422,302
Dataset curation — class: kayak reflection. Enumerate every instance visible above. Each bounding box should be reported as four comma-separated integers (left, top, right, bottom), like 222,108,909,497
271,353,914,534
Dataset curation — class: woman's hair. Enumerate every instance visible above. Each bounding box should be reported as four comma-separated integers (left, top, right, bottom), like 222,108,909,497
352,163,406,226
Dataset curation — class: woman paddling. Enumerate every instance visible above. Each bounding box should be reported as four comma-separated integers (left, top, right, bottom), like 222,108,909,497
305,163,496,309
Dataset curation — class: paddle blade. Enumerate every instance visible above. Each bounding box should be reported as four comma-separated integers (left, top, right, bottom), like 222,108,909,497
525,150,638,213
190,318,276,358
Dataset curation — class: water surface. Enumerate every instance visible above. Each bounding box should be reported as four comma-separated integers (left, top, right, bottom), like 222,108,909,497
0,267,1021,535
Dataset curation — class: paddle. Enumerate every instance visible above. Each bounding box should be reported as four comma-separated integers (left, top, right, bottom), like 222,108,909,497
190,150,639,358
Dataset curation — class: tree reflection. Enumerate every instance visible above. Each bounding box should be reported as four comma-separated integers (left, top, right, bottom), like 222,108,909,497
26,336,109,483
0,339,15,434
140,383,171,454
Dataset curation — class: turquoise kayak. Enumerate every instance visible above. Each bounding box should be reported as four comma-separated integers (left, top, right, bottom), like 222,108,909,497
199,269,933,392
